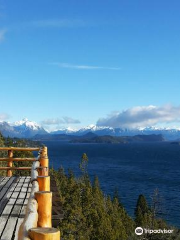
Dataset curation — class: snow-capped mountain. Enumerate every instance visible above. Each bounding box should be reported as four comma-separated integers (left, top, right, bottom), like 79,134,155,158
14,118,41,130
51,127,77,135
0,118,47,138
50,125,180,140
12,118,47,138
1,119,180,140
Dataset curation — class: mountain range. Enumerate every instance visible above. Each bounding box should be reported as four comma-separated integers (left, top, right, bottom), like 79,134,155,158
0,118,180,141
0,118,46,138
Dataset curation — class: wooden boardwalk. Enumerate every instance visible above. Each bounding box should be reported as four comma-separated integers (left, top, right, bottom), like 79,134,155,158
0,176,63,240
0,176,31,240
0,146,61,240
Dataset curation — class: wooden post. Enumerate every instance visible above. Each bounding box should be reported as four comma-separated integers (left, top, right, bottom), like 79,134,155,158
29,227,60,240
37,167,49,176
7,150,13,177
35,191,52,227
41,146,48,158
37,176,50,191
39,146,49,168
39,157,49,168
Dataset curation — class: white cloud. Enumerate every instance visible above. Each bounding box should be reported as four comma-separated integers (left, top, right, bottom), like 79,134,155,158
41,118,64,125
63,116,80,124
50,62,121,70
0,113,11,121
97,105,180,128
41,117,81,125
0,29,7,42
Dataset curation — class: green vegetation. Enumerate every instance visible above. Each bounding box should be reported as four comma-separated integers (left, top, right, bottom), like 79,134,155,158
0,133,41,176
52,153,179,240
52,168,135,240
71,134,164,144
51,152,135,240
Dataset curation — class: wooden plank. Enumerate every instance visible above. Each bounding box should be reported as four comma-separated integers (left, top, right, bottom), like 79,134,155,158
0,176,32,239
0,178,22,216
0,147,40,151
0,177,28,239
0,178,23,213
0,177,5,184
1,217,19,239
0,217,7,238
0,177,22,236
19,198,29,218
4,177,16,188
0,158,36,161
0,178,10,191
19,180,32,218
14,177,32,239
0,167,31,170
1,177,30,239
14,218,24,240
0,177,17,201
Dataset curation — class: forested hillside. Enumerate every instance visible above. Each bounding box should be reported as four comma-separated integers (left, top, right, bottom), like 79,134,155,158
52,154,179,240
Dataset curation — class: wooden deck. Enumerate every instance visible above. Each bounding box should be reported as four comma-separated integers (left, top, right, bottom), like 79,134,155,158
0,176,63,240
0,176,31,240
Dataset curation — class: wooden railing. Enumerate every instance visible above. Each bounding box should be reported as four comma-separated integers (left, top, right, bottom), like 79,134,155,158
0,146,60,240
0,147,40,176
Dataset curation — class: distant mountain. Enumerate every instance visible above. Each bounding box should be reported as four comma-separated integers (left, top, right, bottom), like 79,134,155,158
0,119,180,140
33,132,98,141
51,125,180,140
51,127,77,135
33,132,164,143
0,118,47,138
71,134,164,144
0,121,18,138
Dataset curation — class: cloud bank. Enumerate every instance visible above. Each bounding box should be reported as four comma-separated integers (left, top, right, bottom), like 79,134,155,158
50,62,121,70
97,105,180,128
41,117,80,125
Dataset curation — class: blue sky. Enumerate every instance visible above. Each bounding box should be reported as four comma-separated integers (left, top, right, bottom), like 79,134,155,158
0,0,180,130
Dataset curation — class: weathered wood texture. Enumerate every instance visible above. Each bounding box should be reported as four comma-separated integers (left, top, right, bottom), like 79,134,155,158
0,158,36,162
0,176,31,240
0,147,40,151
0,175,62,239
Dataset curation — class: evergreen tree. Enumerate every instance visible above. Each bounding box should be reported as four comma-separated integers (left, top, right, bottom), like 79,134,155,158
135,194,150,227
53,155,139,240
79,153,88,176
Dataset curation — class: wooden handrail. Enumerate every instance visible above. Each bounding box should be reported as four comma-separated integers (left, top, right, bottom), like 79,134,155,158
0,167,32,170
0,147,40,151
0,158,36,161
0,146,40,176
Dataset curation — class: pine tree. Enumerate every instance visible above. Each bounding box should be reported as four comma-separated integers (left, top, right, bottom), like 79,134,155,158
135,194,150,227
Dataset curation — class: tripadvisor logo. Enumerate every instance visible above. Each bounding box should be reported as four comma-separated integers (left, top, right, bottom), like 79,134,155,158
135,227,143,235
135,227,174,235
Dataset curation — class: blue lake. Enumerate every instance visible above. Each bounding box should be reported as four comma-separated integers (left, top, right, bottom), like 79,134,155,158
42,141,180,227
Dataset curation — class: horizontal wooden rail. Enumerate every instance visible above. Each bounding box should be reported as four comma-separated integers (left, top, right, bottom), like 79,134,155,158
0,167,31,170
0,147,40,151
0,158,36,161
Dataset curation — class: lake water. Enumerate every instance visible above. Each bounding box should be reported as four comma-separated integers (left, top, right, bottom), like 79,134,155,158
42,141,180,227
